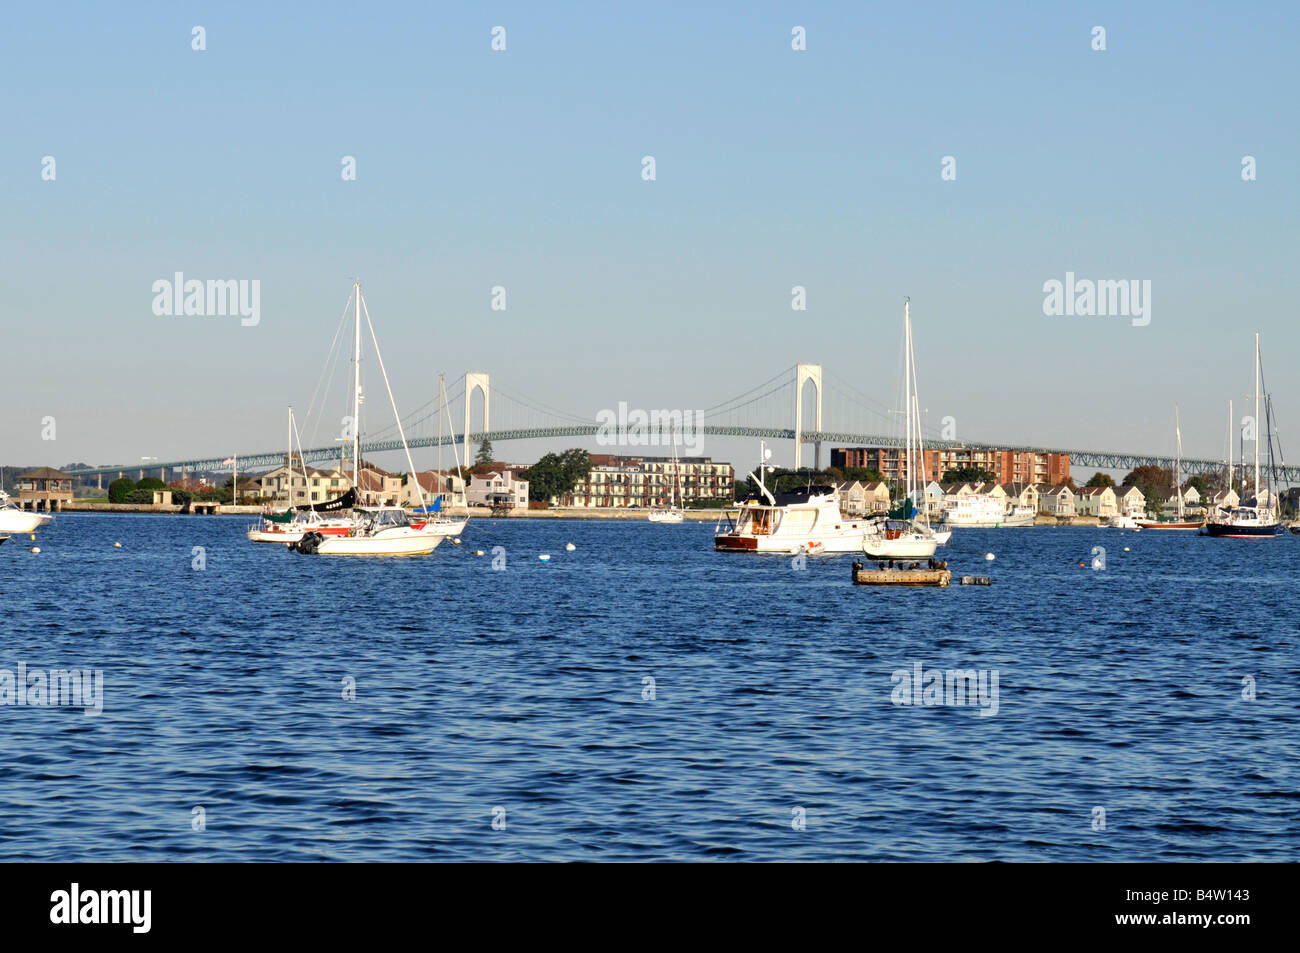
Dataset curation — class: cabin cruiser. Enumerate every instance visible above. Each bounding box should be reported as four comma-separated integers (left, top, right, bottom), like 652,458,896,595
715,485,870,554
940,495,1033,529
1103,513,1141,529
0,491,48,534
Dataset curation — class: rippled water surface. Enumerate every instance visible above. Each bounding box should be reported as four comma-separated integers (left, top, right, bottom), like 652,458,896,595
2,514,1297,861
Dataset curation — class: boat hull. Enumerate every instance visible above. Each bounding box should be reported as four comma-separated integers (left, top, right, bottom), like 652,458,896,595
649,510,684,523
1136,520,1203,530
1205,522,1282,538
0,510,47,534
312,529,444,556
862,535,939,559
714,531,863,554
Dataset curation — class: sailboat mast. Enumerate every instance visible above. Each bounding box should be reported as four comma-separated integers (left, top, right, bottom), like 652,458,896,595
904,299,912,509
1248,330,1258,499
352,282,362,493
1175,404,1183,517
1228,399,1233,497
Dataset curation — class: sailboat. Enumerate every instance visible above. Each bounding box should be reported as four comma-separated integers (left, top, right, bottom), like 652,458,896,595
407,373,469,538
1136,405,1203,530
247,407,360,543
1206,333,1283,538
648,425,685,523
862,299,945,559
292,282,444,556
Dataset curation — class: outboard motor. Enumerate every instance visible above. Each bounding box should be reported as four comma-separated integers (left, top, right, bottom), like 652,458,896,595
292,531,323,554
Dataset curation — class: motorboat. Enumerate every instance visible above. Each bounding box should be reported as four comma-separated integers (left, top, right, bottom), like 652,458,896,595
293,507,443,555
1104,513,1140,529
715,482,872,554
0,491,47,535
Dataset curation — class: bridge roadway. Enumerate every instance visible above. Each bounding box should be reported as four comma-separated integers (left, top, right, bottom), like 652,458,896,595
63,427,1298,483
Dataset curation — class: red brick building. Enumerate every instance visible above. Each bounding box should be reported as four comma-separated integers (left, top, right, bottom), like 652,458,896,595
831,446,1069,486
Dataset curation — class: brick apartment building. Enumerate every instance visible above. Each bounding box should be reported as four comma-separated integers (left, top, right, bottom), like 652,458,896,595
831,446,1070,486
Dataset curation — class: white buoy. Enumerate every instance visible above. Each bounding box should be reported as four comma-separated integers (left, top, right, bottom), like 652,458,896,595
1123,547,1130,552
538,554,551,561
113,542,122,548
985,553,995,561
30,547,40,554
565,543,576,551
473,549,485,556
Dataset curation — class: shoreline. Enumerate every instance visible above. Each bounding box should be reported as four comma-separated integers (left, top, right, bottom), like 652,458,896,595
50,501,1123,526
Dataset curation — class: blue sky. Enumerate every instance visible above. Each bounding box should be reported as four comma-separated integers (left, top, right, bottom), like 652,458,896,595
2,1,1297,475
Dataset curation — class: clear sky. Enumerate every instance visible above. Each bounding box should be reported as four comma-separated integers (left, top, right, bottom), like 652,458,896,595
2,1,1297,475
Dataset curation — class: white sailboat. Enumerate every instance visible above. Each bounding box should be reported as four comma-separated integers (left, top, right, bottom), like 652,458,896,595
648,425,685,523
247,407,359,543
412,373,469,538
293,282,443,556
1207,332,1283,538
862,299,944,559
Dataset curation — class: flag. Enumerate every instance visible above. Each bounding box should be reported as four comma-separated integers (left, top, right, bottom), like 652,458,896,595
222,458,235,466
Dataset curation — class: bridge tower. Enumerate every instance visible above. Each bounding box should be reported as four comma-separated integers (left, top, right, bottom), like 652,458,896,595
464,372,490,467
793,363,823,470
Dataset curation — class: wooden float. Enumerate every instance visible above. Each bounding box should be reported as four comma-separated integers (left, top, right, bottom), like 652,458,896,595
852,563,951,587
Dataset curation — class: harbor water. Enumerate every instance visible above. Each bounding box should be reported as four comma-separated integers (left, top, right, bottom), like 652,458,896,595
1,514,1296,861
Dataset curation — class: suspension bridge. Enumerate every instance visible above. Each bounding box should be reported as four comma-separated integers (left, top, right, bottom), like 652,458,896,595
63,364,1297,483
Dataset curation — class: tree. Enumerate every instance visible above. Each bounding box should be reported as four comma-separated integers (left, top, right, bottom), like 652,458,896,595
1186,475,1209,497
841,466,885,483
523,449,591,502
137,477,165,490
941,466,997,484
108,477,135,503
1085,472,1115,488
475,437,494,466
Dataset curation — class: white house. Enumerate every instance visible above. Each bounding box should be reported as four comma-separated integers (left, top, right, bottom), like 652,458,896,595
999,482,1039,513
399,471,467,511
468,469,529,510
1075,485,1118,518
1037,484,1075,517
1116,485,1146,517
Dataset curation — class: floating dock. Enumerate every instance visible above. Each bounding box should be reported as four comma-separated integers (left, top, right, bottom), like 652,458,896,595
852,562,951,586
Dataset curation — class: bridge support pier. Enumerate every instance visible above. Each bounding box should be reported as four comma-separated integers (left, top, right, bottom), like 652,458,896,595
464,372,490,468
794,364,823,470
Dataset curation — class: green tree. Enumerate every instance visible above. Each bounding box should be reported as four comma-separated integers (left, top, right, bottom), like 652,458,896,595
523,449,591,502
1085,472,1116,488
842,466,885,483
107,477,136,503
137,477,165,490
475,437,494,466
1186,475,1209,497
941,466,997,484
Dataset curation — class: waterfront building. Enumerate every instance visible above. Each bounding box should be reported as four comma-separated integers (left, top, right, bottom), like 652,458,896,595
1037,484,1076,517
15,467,74,511
1075,485,1118,518
559,454,734,508
832,446,1069,486
399,471,467,511
255,464,352,506
466,469,530,510
1116,485,1147,517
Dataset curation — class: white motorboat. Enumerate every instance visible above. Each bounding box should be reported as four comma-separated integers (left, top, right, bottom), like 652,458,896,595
715,485,872,554
648,509,684,524
940,497,1035,529
0,491,47,535
1103,513,1140,529
294,507,444,556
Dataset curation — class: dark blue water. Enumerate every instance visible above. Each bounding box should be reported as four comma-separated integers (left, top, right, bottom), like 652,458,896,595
1,514,1297,861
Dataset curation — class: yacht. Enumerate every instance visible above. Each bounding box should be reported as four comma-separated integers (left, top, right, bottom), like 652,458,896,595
293,507,444,555
941,495,1033,528
715,442,870,554
0,490,48,535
